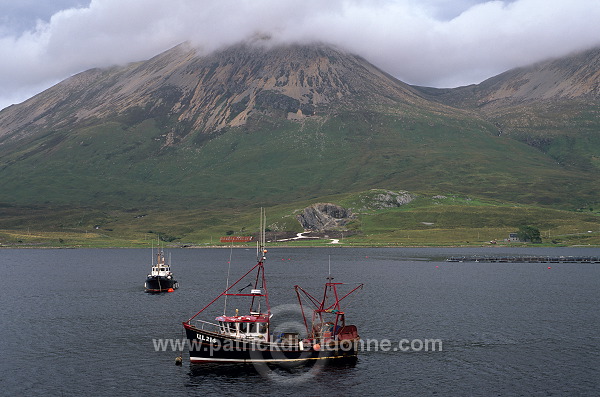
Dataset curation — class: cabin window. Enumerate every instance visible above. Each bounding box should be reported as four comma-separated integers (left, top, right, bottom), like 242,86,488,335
219,321,225,333
240,323,248,333
248,323,257,333
259,323,267,334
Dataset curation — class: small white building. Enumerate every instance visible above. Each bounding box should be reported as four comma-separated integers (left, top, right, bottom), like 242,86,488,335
506,232,520,242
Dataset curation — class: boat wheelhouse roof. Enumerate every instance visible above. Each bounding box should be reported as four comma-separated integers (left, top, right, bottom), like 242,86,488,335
215,314,269,323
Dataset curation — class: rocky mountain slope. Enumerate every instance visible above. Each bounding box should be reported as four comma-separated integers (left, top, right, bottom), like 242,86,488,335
0,41,443,148
416,47,600,111
414,46,600,170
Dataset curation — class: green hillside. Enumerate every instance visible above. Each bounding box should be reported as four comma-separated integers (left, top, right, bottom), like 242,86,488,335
1,105,597,210
487,101,600,171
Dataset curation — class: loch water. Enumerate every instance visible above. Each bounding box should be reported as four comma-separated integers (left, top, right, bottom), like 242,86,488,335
1,246,599,396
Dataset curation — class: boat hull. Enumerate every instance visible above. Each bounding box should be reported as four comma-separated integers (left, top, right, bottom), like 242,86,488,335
183,323,358,364
145,276,179,292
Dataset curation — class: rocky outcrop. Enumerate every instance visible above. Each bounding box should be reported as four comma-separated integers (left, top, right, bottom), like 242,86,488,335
296,203,355,231
355,189,415,211
371,190,414,208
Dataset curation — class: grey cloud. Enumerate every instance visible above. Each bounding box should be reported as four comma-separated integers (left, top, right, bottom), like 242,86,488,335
1,0,599,110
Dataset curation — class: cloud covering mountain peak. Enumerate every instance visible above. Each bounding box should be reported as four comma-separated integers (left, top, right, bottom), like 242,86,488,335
1,0,600,111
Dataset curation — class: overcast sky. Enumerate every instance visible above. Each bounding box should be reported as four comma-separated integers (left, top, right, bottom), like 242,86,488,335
1,0,600,111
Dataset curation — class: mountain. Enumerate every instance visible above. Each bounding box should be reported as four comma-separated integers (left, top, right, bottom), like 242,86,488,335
0,41,598,213
0,42,435,145
414,47,600,170
419,47,600,107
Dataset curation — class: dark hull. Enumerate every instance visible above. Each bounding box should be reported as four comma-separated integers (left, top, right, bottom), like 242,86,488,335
145,276,178,292
183,323,358,364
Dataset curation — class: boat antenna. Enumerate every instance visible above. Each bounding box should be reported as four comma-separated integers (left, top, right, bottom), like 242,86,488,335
328,255,334,283
152,237,157,266
256,210,260,260
257,207,266,261
223,247,233,315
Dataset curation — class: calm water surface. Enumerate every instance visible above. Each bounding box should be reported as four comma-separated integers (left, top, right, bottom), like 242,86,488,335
1,247,599,396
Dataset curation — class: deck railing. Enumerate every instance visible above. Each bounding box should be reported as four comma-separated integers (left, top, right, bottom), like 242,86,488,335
194,319,221,333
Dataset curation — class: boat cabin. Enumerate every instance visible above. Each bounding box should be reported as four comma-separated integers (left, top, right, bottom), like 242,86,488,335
215,314,269,341
150,251,172,277
150,263,172,277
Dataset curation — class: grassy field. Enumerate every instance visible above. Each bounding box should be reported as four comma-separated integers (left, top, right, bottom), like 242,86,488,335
1,191,599,248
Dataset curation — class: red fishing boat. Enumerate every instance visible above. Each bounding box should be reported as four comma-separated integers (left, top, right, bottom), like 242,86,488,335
182,211,363,364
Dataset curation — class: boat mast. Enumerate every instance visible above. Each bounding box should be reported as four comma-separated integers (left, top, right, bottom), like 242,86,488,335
251,208,270,316
223,247,234,315
256,207,266,261
295,276,364,338
186,208,271,323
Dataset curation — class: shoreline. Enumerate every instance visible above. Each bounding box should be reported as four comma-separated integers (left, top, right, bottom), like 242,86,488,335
2,242,599,249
